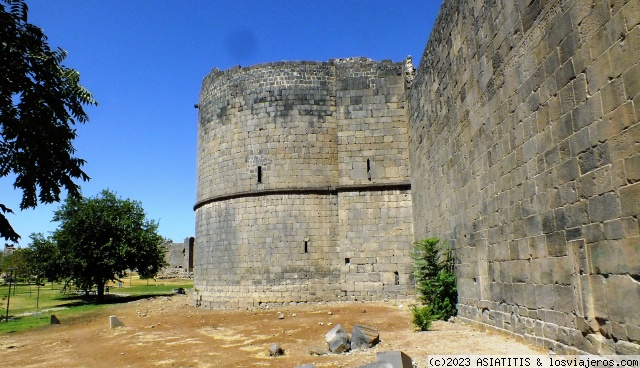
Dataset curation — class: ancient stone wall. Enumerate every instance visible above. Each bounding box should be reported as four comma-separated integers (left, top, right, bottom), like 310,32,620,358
409,0,639,354
162,237,194,272
195,59,414,308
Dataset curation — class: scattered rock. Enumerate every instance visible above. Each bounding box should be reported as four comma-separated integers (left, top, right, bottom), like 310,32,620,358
309,345,329,356
269,343,284,357
351,324,380,350
278,313,285,319
376,351,413,368
109,315,125,329
325,324,350,354
328,311,333,315
50,315,60,325
173,288,185,294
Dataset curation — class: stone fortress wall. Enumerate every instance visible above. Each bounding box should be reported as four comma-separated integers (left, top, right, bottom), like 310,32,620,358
409,0,639,354
194,0,639,354
194,58,414,308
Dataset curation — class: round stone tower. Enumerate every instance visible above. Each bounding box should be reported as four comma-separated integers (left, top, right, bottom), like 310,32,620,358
195,58,414,308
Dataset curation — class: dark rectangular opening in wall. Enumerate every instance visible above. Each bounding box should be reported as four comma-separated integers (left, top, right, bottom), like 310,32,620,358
257,166,262,183
188,237,194,271
304,241,308,253
366,159,371,181
394,271,400,285
345,258,350,264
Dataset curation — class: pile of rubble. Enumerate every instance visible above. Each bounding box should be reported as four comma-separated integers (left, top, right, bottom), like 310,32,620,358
269,323,413,368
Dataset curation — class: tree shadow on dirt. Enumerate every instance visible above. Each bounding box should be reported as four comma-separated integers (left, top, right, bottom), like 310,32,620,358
56,292,177,307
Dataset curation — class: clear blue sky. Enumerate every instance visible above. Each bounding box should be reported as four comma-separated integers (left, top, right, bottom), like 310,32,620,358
2,0,442,247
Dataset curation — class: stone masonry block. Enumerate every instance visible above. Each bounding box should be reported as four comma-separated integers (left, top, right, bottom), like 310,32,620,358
605,275,640,325
604,217,639,240
578,143,611,175
587,192,621,222
589,238,640,275
620,182,640,216
609,27,640,78
546,231,567,257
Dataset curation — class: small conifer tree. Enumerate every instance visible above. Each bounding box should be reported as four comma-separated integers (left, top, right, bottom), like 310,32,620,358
411,237,457,330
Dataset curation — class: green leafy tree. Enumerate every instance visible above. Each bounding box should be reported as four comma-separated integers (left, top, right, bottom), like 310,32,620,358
411,237,457,330
25,233,62,283
52,190,166,302
3,246,30,282
0,0,96,242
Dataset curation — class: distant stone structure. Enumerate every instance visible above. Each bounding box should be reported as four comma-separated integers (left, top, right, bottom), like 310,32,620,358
194,58,414,308
194,0,639,354
2,243,15,256
161,237,194,278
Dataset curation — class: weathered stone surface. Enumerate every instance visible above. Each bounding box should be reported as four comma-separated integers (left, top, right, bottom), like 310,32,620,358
295,365,316,368
325,324,350,354
376,351,413,368
408,0,640,356
269,343,284,357
351,324,380,350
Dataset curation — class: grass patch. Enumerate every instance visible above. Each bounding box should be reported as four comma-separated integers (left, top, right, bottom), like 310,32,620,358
0,274,193,334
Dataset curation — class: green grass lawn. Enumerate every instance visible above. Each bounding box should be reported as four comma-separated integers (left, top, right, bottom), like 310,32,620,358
0,275,193,334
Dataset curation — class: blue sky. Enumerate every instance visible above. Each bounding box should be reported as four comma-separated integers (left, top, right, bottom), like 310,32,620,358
2,0,442,246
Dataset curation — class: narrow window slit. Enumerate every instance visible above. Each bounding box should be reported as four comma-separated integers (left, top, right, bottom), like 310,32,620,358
304,241,308,253
394,271,400,285
257,165,262,183
366,159,371,181
345,258,350,264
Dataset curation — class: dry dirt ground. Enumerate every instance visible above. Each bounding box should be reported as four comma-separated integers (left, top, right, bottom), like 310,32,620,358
0,294,544,368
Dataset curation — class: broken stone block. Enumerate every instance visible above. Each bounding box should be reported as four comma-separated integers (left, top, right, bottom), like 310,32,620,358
325,324,350,353
109,315,125,329
50,315,60,324
376,351,413,368
269,343,284,356
351,324,380,349
308,345,329,356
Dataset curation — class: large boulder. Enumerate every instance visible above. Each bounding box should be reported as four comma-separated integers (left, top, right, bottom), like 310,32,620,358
351,324,380,350
325,324,350,354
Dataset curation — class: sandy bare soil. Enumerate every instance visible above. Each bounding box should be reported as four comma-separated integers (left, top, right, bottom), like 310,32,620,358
0,294,544,368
